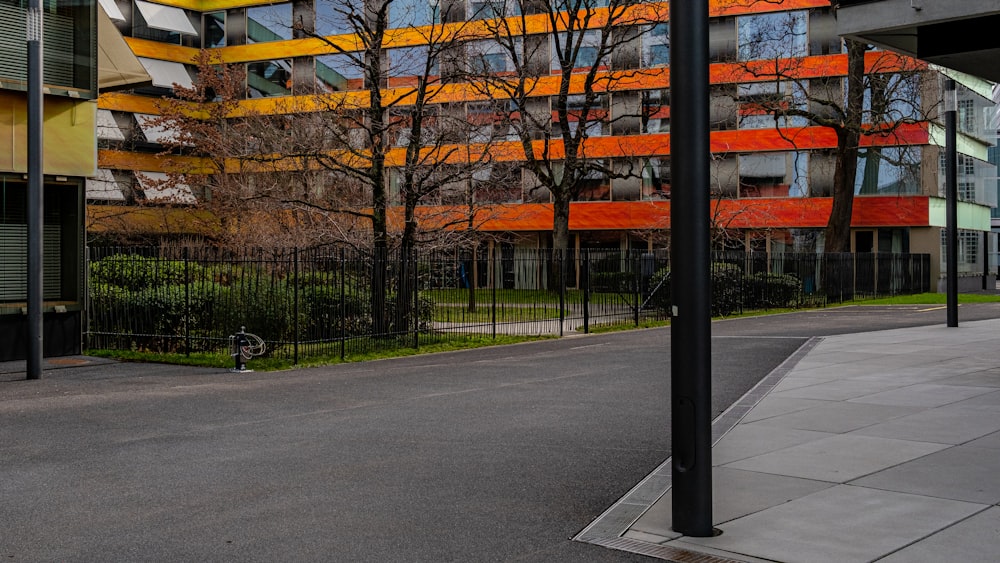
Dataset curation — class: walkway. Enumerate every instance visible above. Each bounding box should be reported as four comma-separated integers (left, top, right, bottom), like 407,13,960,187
579,318,1000,562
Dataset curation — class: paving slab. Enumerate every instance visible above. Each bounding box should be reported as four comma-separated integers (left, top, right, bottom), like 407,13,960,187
852,445,1000,504
679,485,986,563
722,434,947,483
877,506,1000,563
738,396,828,423
769,377,917,401
847,383,997,408
743,400,918,434
850,404,1000,445
966,430,1000,450
711,425,833,465
627,468,832,537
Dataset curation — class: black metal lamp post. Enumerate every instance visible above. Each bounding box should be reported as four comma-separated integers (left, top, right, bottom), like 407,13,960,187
27,0,44,379
670,0,714,537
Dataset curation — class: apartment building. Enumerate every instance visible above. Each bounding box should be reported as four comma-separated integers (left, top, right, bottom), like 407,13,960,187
90,0,998,289
0,1,95,360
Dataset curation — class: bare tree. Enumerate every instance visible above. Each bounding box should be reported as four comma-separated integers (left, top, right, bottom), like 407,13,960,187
723,7,928,252
466,0,665,262
145,51,364,248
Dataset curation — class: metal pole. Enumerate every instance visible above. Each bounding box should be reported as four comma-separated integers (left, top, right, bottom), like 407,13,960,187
582,249,589,334
670,0,713,536
26,0,44,380
945,79,958,327
293,247,299,365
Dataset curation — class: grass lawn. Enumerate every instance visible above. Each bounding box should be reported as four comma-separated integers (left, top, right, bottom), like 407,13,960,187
852,292,1000,305
86,334,552,372
86,291,1000,370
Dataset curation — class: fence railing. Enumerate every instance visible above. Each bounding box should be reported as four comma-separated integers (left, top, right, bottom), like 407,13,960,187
85,246,930,363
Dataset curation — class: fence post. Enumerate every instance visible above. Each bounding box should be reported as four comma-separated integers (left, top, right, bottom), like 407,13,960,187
558,250,566,337
582,249,590,334
491,256,497,340
293,247,299,366
184,247,190,357
340,248,346,361
634,251,640,327
412,250,419,350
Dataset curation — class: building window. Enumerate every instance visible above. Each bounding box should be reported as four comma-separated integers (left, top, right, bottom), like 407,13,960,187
467,39,518,74
315,54,362,92
737,10,807,61
864,73,921,124
941,229,981,274
467,101,518,143
709,16,736,62
642,23,669,67
391,0,441,28
958,98,977,133
574,163,611,201
316,0,359,35
642,157,670,200
468,0,518,21
959,181,977,202
551,30,605,73
737,80,808,129
739,152,803,198
248,3,292,43
640,89,669,134
247,60,292,97
808,7,842,56
552,94,609,138
0,179,80,304
204,11,225,48
0,0,99,94
388,46,438,86
856,146,920,195
473,162,522,203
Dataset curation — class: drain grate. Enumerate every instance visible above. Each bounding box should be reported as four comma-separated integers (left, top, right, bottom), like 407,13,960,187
590,536,747,562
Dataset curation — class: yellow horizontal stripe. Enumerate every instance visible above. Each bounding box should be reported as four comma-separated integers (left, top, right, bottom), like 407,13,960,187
140,0,831,65
125,37,201,63
144,0,827,16
98,51,920,117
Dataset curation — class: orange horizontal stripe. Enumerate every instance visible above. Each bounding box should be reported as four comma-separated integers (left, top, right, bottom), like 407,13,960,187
87,194,929,237
468,196,930,232
99,122,930,174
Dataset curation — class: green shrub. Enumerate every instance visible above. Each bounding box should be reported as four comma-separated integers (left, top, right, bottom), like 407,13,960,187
745,272,802,309
90,255,192,290
590,271,635,293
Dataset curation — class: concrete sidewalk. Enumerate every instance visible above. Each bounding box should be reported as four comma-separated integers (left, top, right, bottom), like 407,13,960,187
579,318,1000,562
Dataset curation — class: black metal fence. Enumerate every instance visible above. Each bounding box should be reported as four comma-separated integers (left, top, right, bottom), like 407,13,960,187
85,246,930,362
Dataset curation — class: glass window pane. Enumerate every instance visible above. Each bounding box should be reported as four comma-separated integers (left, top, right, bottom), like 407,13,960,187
737,11,807,61
642,23,669,67
204,12,225,48
551,30,604,72
739,152,792,197
248,3,292,43
391,0,440,28
248,60,292,97
317,0,362,36
855,147,920,195
315,54,363,92
468,0,519,21
642,157,670,200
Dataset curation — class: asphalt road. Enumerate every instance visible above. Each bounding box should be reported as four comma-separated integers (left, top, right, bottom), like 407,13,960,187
3,304,998,561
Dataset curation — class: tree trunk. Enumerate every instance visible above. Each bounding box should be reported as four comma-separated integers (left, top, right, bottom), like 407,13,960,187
824,40,867,253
